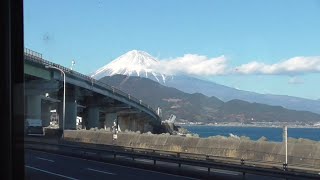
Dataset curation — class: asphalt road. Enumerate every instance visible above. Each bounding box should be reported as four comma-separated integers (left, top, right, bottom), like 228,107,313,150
25,149,202,180
25,149,285,180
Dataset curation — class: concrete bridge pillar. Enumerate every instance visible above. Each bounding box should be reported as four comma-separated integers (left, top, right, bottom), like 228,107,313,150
144,120,153,133
129,115,154,133
128,118,142,132
78,110,87,129
87,106,100,129
41,102,51,127
129,118,138,132
136,119,145,132
64,96,77,130
118,115,130,132
26,95,41,119
57,85,79,130
58,102,63,129
115,114,154,133
105,113,117,128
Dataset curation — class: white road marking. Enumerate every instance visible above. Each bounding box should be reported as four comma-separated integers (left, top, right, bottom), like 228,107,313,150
36,157,55,163
86,168,116,175
25,165,79,180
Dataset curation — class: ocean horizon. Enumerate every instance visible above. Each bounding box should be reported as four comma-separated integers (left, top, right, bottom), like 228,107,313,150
181,125,320,142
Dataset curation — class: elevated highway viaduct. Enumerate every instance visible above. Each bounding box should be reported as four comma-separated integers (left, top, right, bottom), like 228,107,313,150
24,48,161,133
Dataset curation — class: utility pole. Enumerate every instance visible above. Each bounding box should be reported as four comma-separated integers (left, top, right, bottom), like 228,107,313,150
283,125,288,171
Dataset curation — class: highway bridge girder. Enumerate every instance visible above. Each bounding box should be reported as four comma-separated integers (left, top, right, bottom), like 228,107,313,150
24,56,160,124
40,95,61,103
25,79,59,94
104,106,132,113
116,110,141,115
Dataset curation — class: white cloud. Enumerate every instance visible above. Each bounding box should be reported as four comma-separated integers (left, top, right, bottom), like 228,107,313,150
234,56,320,75
148,54,320,77
156,54,228,76
288,77,304,84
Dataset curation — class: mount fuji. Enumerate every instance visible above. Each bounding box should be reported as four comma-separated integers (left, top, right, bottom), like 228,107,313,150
91,50,320,114
91,50,170,84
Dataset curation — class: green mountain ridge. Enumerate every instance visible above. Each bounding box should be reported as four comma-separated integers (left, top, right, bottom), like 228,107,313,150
100,75,320,124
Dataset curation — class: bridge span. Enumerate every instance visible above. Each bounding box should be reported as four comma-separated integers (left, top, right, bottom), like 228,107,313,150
24,48,161,133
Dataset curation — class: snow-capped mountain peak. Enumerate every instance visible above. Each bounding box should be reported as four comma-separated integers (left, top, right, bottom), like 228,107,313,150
91,50,168,83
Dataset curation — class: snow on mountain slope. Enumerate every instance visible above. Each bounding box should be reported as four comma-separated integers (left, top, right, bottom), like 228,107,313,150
91,50,168,83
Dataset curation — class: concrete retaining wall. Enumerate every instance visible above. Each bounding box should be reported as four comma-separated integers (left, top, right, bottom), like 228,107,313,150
64,130,320,168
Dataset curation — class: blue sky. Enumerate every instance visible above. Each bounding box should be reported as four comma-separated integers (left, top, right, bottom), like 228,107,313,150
24,0,320,99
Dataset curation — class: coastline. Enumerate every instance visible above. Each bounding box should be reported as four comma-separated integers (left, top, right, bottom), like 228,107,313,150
178,123,320,142
177,123,320,129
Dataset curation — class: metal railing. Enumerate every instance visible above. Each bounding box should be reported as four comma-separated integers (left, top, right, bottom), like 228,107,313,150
24,48,42,59
24,48,159,118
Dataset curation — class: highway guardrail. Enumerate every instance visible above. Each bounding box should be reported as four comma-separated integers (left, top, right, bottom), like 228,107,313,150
24,139,320,179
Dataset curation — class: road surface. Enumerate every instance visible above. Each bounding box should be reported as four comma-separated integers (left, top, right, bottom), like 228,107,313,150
25,149,285,180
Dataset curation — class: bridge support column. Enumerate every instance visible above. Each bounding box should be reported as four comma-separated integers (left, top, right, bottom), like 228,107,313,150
143,120,153,133
129,117,145,132
137,118,146,132
87,106,100,129
78,110,86,129
131,115,154,133
105,113,117,128
118,115,130,132
115,115,154,133
58,102,63,129
64,95,77,130
129,118,138,132
116,115,153,133
59,85,78,129
26,95,41,119
57,85,79,130
41,102,51,127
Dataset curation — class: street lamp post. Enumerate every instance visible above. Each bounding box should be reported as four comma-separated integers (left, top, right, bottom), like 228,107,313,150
45,65,65,138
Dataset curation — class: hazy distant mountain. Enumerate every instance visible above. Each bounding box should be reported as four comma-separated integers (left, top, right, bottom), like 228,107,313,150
165,76,320,114
100,75,320,123
92,50,320,114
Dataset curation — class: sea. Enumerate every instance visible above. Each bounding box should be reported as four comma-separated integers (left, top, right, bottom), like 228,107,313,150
181,125,320,142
